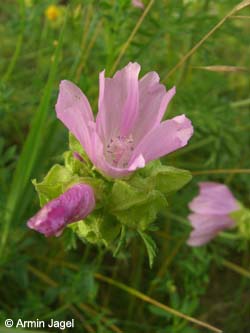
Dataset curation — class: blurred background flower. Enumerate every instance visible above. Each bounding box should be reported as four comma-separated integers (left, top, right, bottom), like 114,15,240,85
45,4,61,21
187,182,239,246
132,0,144,9
45,4,65,26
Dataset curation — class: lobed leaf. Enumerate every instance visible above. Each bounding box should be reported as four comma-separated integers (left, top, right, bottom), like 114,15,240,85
138,231,157,268
110,180,166,230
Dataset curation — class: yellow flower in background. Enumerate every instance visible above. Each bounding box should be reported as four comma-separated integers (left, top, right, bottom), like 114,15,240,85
45,5,61,22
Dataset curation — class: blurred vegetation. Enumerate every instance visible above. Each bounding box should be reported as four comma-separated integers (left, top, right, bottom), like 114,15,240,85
0,0,250,332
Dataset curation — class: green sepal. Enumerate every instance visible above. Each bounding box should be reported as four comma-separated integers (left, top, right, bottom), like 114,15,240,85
64,151,91,176
63,133,95,177
69,132,90,166
230,205,250,240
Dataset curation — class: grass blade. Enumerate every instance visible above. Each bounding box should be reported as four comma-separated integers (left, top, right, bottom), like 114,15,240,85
95,273,223,333
193,65,249,72
163,0,250,81
0,14,67,255
110,0,155,75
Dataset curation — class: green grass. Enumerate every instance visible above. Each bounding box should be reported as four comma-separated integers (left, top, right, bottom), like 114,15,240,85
1,0,250,332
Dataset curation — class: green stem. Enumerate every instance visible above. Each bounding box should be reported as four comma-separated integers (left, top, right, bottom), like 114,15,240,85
218,232,242,240
222,259,250,279
231,98,250,108
192,169,250,176
165,212,189,226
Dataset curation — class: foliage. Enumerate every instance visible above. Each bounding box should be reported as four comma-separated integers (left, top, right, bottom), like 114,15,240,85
33,135,190,260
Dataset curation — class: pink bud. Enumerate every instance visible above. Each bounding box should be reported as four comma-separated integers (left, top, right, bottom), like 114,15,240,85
27,183,95,237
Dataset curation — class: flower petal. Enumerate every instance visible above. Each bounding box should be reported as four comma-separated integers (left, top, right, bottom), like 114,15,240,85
187,229,217,247
187,213,235,246
27,184,95,237
189,182,239,215
132,71,176,143
188,213,235,230
96,63,140,141
130,114,193,164
128,154,145,171
55,80,94,157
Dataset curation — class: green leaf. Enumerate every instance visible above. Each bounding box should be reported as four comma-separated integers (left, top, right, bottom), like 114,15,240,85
113,225,126,257
63,264,98,302
73,214,121,247
138,231,157,268
149,164,192,194
135,160,192,194
33,163,106,208
32,164,76,205
109,180,167,230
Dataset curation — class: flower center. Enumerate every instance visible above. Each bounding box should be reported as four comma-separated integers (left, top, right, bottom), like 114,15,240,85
106,135,134,168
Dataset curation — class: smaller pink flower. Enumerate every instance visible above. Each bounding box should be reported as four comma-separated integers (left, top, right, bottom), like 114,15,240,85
187,182,239,246
132,0,144,9
27,183,95,237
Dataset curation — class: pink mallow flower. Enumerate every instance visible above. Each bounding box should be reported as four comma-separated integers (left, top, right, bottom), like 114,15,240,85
132,0,144,9
187,182,239,246
56,62,193,178
27,184,95,237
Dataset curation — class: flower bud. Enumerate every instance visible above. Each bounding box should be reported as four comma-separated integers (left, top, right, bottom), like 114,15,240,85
27,183,95,237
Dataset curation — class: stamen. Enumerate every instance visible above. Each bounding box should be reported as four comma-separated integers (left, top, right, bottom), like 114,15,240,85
106,134,134,168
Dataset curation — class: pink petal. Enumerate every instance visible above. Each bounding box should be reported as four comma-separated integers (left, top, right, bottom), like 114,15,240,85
55,80,94,158
187,213,235,246
96,63,140,141
132,71,176,143
189,182,239,215
188,213,235,230
128,154,145,171
27,184,95,237
130,114,193,164
187,229,217,247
